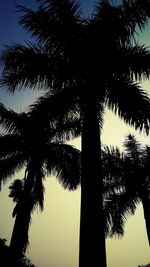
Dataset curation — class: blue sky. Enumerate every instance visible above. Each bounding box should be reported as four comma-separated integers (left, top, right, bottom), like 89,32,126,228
0,0,97,111
0,0,95,47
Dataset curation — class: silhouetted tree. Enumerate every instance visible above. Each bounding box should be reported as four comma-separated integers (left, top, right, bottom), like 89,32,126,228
1,1,150,267
123,134,150,245
101,145,132,238
0,237,36,267
103,135,150,245
0,102,80,263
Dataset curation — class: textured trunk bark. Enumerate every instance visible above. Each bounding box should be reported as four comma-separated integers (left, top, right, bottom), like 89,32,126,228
79,94,107,267
9,166,35,262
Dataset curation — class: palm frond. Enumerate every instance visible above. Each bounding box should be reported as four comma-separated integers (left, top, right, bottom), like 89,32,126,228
102,146,125,196
9,179,24,218
121,44,150,80
0,153,27,189
123,134,142,161
31,91,80,121
29,86,80,134
17,0,82,45
122,0,150,32
0,43,61,92
143,146,150,175
53,116,81,142
37,0,81,19
105,78,150,134
104,192,140,238
0,103,26,134
93,0,132,45
9,179,24,203
45,143,80,190
94,0,150,47
0,134,24,158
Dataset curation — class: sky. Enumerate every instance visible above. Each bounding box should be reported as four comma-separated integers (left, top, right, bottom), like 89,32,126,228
0,1,150,267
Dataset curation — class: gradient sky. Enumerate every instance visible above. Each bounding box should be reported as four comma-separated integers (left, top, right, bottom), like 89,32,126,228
0,1,150,267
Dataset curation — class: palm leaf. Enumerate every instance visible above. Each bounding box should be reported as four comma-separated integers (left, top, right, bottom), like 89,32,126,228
123,134,142,160
0,103,26,134
102,146,125,196
52,116,81,142
104,191,140,238
122,0,150,32
105,78,150,134
17,0,82,45
123,44,150,80
45,143,80,190
0,153,27,188
9,179,24,203
0,134,24,158
9,179,24,218
0,43,63,92
29,86,80,130
93,0,133,45
94,0,150,44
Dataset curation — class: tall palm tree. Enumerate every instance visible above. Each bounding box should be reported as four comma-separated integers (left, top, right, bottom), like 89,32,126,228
0,102,81,262
102,145,140,238
123,134,150,245
1,1,150,267
103,135,150,245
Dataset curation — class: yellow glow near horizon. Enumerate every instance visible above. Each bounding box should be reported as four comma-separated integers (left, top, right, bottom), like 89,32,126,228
26,177,149,267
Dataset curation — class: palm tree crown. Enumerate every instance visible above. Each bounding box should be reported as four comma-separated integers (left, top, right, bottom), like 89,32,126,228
0,101,81,260
102,134,150,245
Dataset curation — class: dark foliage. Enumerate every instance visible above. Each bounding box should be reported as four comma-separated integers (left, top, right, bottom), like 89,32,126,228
0,237,36,267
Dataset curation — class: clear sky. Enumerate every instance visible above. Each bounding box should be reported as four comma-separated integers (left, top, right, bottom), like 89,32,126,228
0,1,150,267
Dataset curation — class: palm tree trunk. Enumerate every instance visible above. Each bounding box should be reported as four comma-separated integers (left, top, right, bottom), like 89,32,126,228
79,94,107,267
141,194,150,245
9,166,35,262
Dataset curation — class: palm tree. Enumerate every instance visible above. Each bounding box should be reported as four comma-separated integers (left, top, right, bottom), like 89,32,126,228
101,147,136,241
123,134,150,245
0,102,81,262
1,1,150,267
102,135,150,245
